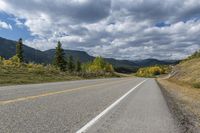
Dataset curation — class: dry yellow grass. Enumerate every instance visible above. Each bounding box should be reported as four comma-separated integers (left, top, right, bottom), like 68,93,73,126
156,57,200,131
161,57,200,116
172,58,200,84
158,79,200,116
157,78,200,130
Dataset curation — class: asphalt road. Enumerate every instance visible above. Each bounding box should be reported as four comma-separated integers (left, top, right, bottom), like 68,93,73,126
0,78,180,133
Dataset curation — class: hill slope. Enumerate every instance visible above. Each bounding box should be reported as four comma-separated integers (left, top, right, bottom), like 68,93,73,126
0,37,49,63
157,51,200,132
170,57,200,85
44,49,94,63
134,58,178,66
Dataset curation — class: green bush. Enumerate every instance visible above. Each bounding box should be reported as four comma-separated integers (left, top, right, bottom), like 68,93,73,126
0,56,4,65
193,82,200,89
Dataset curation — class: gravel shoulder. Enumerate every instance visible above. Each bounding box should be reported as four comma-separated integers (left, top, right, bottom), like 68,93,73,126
157,78,200,133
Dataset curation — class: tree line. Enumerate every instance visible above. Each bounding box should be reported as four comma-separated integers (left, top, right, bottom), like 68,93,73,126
10,38,114,74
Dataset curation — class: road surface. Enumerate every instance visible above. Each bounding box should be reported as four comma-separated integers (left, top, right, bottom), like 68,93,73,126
0,78,180,133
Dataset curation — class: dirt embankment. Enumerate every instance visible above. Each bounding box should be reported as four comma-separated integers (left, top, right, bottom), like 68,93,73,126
157,79,200,133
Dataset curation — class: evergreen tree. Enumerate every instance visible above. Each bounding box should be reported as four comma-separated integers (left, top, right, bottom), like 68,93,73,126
54,41,66,71
68,55,75,72
16,38,24,62
76,59,81,72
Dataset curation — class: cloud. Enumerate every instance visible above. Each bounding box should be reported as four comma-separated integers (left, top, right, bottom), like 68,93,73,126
0,0,200,60
0,20,12,30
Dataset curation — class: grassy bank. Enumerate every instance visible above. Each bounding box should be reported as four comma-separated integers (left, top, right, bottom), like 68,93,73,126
157,78,200,132
0,56,119,86
156,52,200,132
0,66,118,86
170,57,200,88
0,67,80,86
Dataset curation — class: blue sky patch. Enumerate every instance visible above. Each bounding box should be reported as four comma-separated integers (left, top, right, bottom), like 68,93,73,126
0,12,33,41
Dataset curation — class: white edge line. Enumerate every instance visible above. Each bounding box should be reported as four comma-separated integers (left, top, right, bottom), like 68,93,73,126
76,79,147,133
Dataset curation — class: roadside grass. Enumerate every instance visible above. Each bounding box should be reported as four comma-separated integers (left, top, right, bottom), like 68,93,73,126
172,58,200,85
0,72,120,86
155,52,200,131
0,70,81,86
0,56,121,86
0,66,119,86
159,78,200,109
157,78,200,132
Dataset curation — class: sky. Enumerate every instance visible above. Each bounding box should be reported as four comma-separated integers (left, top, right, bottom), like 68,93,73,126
0,0,200,60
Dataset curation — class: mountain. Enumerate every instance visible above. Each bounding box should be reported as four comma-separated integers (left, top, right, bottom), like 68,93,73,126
0,37,49,63
0,37,138,72
134,58,178,67
44,49,94,63
0,37,178,73
44,50,138,73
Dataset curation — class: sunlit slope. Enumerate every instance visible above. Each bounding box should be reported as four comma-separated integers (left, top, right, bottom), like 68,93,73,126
171,57,200,85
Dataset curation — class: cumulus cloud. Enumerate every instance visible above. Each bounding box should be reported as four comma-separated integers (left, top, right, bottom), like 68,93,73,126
0,20,12,30
0,0,200,60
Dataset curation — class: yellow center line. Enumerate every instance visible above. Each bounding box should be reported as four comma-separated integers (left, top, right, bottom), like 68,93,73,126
0,78,134,105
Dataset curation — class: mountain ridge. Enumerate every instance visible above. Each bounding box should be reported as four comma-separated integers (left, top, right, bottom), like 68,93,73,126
0,37,178,73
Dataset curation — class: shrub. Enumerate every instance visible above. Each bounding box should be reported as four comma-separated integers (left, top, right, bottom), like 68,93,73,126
136,65,170,77
105,64,114,73
27,63,45,74
182,50,200,62
193,82,200,89
45,65,60,74
2,56,21,67
0,56,5,65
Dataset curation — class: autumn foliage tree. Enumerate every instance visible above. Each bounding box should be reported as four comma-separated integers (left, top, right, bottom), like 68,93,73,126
136,65,170,77
83,57,114,73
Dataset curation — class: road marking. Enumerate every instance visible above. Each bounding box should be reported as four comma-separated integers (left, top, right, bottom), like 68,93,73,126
76,79,147,133
0,78,134,105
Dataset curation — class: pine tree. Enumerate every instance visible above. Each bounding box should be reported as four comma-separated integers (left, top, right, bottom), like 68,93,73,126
68,55,75,72
16,38,24,62
76,59,81,72
54,41,66,71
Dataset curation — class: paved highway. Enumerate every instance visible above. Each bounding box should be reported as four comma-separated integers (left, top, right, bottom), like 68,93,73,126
0,78,180,133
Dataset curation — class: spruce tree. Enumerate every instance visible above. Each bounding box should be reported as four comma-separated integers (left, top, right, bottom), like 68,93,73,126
16,38,24,62
76,59,81,72
68,55,75,72
54,41,66,71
